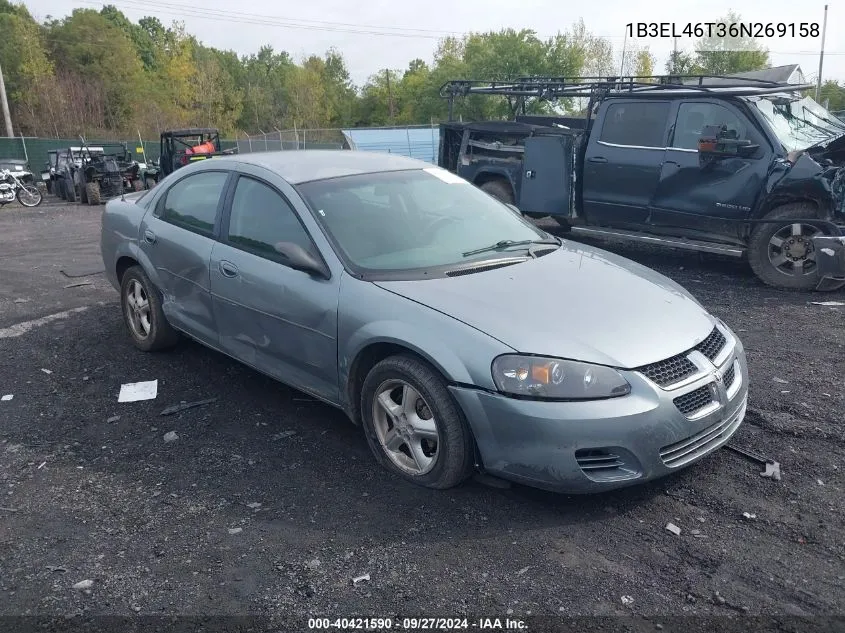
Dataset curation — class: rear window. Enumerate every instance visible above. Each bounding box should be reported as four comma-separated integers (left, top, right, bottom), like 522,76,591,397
599,102,670,148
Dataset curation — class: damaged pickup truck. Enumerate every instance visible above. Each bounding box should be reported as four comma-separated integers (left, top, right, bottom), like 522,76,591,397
438,75,845,291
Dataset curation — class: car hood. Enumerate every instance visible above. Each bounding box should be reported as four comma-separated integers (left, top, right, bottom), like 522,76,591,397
374,241,716,369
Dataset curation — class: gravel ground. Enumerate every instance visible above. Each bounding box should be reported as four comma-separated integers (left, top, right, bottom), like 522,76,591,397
0,201,843,630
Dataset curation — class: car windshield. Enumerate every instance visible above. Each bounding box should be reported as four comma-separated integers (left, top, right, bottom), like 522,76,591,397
750,94,845,152
296,168,552,272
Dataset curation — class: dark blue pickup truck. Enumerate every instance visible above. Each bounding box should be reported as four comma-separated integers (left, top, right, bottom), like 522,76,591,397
438,76,845,291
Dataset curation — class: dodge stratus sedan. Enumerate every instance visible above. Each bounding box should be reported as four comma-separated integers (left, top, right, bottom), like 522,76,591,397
101,151,749,493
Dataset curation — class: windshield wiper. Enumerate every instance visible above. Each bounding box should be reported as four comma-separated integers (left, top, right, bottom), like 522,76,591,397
462,237,559,257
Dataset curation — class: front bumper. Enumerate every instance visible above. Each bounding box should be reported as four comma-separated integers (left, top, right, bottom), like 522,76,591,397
450,322,749,494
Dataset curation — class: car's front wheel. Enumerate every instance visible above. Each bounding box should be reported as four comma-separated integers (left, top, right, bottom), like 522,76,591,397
360,355,475,489
120,265,179,352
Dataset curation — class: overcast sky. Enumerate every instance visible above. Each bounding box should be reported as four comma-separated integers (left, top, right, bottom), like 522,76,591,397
24,0,844,92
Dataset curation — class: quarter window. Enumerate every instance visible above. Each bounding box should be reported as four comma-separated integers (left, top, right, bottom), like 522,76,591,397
599,102,670,147
226,176,315,262
161,171,228,235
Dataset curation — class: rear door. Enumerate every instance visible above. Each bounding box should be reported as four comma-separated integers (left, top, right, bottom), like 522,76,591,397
139,169,230,346
581,100,671,227
650,99,771,238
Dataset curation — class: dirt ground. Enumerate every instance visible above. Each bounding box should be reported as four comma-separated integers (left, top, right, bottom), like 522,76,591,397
0,200,843,631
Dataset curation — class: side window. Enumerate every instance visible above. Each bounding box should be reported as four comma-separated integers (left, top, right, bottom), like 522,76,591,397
672,103,748,150
599,102,670,147
161,171,228,236
226,176,316,263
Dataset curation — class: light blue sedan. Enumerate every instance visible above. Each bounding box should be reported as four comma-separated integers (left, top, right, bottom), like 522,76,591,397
100,150,749,493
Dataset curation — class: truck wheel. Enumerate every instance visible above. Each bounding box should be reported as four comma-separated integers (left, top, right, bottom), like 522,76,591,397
80,181,89,204
86,182,101,205
133,179,143,192
748,203,845,291
65,178,76,202
479,179,515,205
144,176,157,190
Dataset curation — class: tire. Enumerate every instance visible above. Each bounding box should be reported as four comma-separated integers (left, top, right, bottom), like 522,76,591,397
748,203,845,291
79,180,88,204
133,179,143,192
16,185,43,207
57,179,66,200
144,176,157,190
119,265,179,352
86,182,101,205
65,177,76,202
360,354,475,489
479,178,515,205
46,180,53,195
36,182,47,197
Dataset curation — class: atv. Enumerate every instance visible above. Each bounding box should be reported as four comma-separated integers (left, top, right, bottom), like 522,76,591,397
141,128,236,189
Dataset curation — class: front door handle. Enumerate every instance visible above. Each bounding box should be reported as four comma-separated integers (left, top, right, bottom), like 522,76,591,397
587,156,608,163
143,229,156,244
219,260,239,278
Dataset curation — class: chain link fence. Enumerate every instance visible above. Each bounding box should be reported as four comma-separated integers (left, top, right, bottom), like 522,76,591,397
0,124,442,172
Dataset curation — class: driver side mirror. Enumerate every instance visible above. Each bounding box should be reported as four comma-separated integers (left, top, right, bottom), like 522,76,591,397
273,242,330,279
698,124,759,166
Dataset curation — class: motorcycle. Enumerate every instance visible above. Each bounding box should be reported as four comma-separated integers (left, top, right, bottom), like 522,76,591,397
0,168,43,208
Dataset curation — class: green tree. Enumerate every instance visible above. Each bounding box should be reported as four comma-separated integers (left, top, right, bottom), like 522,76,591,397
692,11,769,75
819,80,845,112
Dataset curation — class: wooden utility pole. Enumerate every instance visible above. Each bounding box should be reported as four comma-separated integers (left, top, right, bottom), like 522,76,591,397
0,60,14,137
815,4,828,101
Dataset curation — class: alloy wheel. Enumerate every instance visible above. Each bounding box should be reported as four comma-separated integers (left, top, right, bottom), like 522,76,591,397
125,279,152,339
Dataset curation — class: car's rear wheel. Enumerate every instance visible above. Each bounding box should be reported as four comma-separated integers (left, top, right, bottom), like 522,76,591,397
360,355,475,489
748,203,845,291
120,265,179,352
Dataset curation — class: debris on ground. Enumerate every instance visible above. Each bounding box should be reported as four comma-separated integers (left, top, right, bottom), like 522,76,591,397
760,462,782,481
352,573,370,586
118,380,158,403
306,559,321,570
46,566,67,573
272,430,297,441
817,479,824,486
159,397,217,416
810,301,845,306
72,579,94,591
665,523,682,535
40,368,52,374
246,502,262,509
773,377,789,384
0,506,20,512
107,415,120,423
228,527,243,535
163,431,179,443
621,595,634,606
63,281,93,289
516,566,529,575
1,394,13,401
37,461,46,469
742,512,757,520
60,267,105,279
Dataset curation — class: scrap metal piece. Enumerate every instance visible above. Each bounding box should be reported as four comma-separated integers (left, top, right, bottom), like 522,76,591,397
159,397,217,416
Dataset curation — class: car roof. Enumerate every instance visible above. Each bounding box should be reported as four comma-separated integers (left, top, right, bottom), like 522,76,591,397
205,150,434,184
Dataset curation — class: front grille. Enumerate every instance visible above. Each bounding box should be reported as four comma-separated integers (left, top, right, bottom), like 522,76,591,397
673,385,713,417
575,448,624,472
660,399,747,467
695,326,727,362
636,353,698,387
724,364,736,389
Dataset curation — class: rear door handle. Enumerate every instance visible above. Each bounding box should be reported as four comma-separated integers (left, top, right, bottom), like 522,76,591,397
143,229,156,244
219,260,239,278
587,156,608,163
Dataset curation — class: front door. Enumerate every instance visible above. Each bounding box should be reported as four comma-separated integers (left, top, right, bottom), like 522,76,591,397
649,100,771,239
209,171,340,404
139,169,229,346
581,100,671,227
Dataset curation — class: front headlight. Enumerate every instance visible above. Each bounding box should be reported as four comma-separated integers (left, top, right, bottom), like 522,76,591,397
491,354,631,400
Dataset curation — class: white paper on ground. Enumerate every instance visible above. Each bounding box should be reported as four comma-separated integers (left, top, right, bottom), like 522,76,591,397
423,167,468,184
118,380,158,403
1,394,13,401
